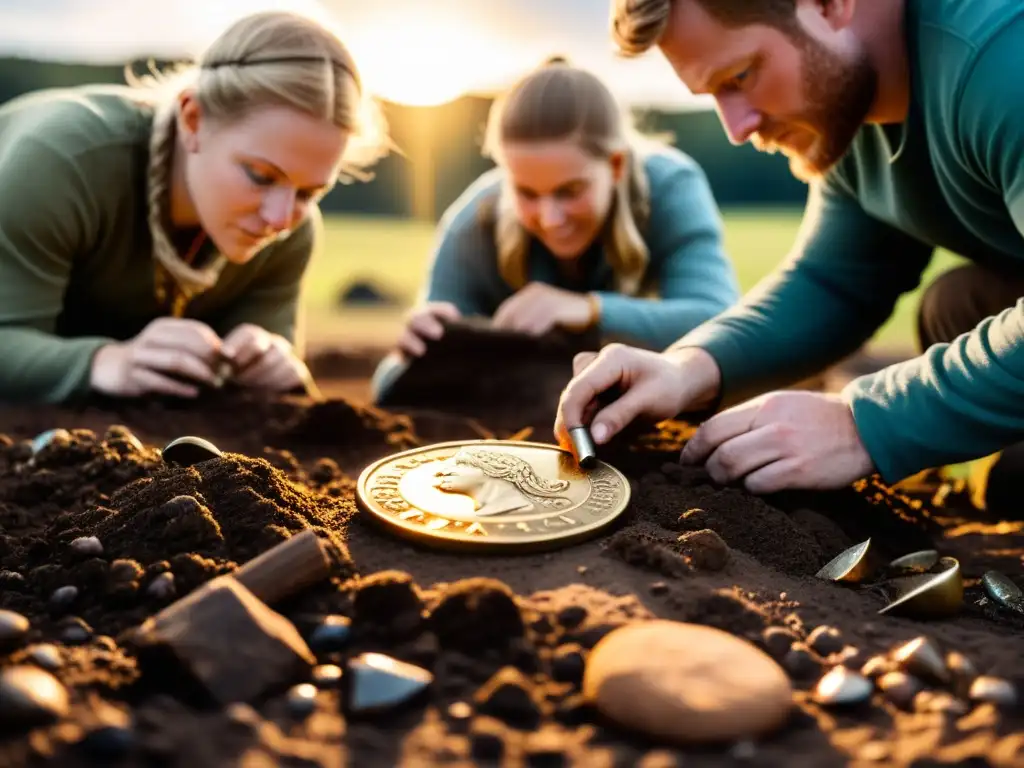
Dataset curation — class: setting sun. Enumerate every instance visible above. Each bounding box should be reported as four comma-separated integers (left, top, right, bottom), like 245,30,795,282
347,15,514,107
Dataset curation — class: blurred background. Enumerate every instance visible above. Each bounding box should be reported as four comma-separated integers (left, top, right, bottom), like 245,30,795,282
0,0,961,358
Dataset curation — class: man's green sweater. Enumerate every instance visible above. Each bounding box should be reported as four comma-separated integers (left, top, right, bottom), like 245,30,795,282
677,0,1024,483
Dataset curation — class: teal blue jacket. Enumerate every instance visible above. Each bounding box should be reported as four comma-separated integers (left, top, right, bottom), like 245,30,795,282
373,146,740,401
675,0,1024,483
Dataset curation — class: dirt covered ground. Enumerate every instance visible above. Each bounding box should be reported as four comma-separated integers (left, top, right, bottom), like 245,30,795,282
0,339,1022,767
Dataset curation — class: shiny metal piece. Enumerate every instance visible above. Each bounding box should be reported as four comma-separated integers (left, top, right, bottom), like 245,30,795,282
890,637,950,686
568,426,598,470
356,439,630,552
815,539,873,583
160,436,223,467
813,666,873,706
877,557,963,619
887,549,940,575
981,571,1024,614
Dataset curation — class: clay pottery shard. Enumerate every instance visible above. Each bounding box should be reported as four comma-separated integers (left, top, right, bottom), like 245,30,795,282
981,571,1024,614
815,539,872,583
890,636,950,686
877,557,962,619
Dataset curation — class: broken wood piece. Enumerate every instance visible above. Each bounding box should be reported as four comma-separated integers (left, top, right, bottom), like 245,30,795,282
233,529,331,606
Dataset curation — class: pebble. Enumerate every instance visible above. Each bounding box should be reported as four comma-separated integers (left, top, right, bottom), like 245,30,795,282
676,528,730,571
109,559,143,582
860,655,895,679
312,664,342,688
583,620,793,744
104,425,145,453
447,700,473,731
69,536,103,557
783,643,821,680
551,645,585,685
761,626,797,660
813,666,872,706
892,637,950,685
78,724,135,759
0,665,69,728
26,644,62,671
0,610,30,651
970,676,1018,708
147,572,176,601
807,626,845,657
345,652,433,715
309,615,352,653
160,435,222,466
49,585,79,612
286,683,318,718
946,651,978,698
877,671,923,710
60,617,93,645
475,667,543,730
649,581,669,596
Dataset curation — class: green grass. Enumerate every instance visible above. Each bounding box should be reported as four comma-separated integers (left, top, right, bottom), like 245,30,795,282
309,209,966,351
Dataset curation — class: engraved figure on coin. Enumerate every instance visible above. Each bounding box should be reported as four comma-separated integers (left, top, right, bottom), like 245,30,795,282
434,448,571,517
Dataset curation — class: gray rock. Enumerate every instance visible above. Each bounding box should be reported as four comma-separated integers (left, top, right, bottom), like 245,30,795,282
0,665,69,728
0,610,30,651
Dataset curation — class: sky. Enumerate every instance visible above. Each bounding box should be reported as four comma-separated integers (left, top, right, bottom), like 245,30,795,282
0,0,714,110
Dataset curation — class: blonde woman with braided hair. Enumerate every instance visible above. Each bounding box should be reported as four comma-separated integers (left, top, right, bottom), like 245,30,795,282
0,11,389,403
371,56,738,403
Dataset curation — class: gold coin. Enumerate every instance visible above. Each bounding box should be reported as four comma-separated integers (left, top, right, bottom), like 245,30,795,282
356,439,631,553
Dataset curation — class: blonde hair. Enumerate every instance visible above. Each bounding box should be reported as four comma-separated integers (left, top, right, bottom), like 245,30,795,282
127,10,391,305
480,57,658,296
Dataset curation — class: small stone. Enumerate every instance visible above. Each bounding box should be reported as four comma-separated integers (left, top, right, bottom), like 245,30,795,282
475,667,543,730
345,652,432,715
877,671,923,710
309,615,352,654
557,606,587,630
60,617,93,645
783,643,821,680
0,610,30,651
676,529,730,571
551,645,585,685
286,683,318,718
946,651,979,698
807,626,844,657
914,690,969,716
0,571,26,590
649,581,669,596
353,570,423,637
576,566,587,575
970,676,1018,708
49,585,78,612
312,664,342,689
860,655,895,679
79,724,135,759
69,537,103,557
583,620,793,744
813,666,872,706
161,435,222,466
892,636,949,685
0,665,69,728
104,425,145,453
26,644,62,671
109,559,143,583
447,700,473,730
147,572,176,601
428,578,524,653
761,627,797,660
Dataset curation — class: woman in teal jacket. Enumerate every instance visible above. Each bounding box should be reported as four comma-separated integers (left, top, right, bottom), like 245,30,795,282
372,57,739,401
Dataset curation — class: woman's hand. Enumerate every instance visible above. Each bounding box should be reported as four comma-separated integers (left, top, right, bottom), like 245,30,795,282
89,317,222,398
219,323,310,393
397,302,462,358
493,283,596,335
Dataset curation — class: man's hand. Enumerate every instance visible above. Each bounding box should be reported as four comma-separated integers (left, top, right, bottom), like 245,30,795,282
493,283,593,335
680,391,876,493
397,302,462,358
554,344,721,448
220,324,307,393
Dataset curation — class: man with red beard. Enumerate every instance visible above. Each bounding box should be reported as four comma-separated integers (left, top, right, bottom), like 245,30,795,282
554,0,1024,500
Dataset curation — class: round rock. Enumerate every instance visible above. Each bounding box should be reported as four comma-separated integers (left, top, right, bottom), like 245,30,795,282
0,665,69,728
0,610,30,652
160,436,222,467
583,620,793,744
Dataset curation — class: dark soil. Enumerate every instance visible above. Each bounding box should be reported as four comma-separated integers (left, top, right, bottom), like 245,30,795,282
0,352,1022,767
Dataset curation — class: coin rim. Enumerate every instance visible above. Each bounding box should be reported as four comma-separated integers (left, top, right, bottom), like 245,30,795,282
355,439,631,553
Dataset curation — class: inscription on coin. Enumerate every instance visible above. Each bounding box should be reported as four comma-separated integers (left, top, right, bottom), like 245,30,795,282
356,440,630,552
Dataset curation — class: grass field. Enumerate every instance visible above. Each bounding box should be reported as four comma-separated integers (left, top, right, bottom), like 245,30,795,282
305,209,965,351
